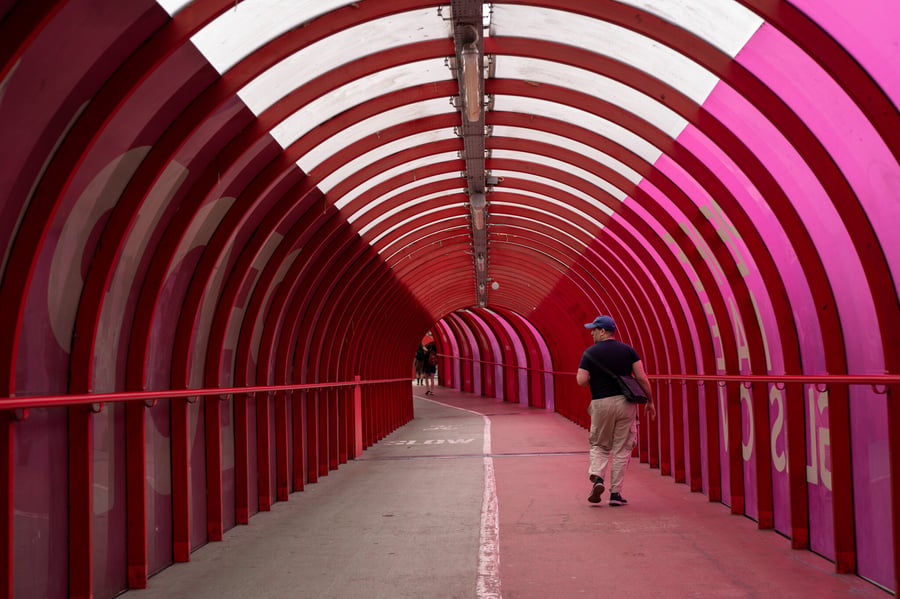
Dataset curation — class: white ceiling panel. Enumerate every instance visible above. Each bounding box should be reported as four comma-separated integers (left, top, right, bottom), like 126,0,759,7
270,59,453,148
299,98,454,177
237,8,450,114
491,5,721,105
490,96,663,164
188,0,359,72
494,56,689,140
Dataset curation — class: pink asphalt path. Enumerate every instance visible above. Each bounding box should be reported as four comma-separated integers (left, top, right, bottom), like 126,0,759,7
427,386,888,599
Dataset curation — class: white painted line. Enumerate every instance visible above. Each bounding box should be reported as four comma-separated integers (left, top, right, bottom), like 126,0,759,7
425,398,502,598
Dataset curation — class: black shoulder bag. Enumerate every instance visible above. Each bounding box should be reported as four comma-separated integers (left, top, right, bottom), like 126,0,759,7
581,351,649,404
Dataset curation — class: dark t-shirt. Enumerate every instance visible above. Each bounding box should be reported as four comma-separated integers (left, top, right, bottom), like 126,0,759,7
415,347,427,363
578,339,640,399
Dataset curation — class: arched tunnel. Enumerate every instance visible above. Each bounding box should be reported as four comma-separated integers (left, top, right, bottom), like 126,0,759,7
0,1,898,597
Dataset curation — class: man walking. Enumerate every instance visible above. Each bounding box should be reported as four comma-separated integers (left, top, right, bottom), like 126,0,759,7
576,315,655,505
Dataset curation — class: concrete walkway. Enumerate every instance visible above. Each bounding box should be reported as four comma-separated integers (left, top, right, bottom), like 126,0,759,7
122,385,890,598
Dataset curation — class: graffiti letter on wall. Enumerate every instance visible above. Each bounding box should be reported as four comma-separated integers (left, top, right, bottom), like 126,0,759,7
705,302,725,371
727,296,754,462
664,233,703,293
701,200,749,277
805,386,832,491
681,221,727,287
770,386,786,472
741,384,754,461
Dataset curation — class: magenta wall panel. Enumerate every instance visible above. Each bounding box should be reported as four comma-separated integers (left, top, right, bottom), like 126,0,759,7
651,152,754,514
630,183,709,489
669,123,795,534
729,28,891,588
434,320,460,389
791,0,900,105
733,18,896,587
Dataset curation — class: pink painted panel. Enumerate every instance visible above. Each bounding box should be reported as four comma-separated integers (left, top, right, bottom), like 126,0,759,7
616,196,699,478
738,23,899,299
487,309,529,403
634,178,715,492
734,21,894,588
699,74,841,558
790,0,900,106
492,314,530,404
651,151,761,517
434,320,461,390
672,122,794,534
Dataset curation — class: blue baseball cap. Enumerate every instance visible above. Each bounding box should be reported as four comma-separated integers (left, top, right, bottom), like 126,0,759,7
584,315,616,331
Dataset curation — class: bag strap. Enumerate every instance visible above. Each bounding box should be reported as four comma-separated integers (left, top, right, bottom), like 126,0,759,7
581,350,622,380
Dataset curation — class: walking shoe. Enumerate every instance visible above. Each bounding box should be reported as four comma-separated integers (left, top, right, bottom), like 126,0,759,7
608,492,627,506
588,479,605,503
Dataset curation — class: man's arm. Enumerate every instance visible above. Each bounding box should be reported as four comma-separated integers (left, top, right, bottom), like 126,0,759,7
576,367,590,386
631,360,656,419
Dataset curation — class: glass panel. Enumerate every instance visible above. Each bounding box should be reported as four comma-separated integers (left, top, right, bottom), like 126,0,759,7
155,0,192,16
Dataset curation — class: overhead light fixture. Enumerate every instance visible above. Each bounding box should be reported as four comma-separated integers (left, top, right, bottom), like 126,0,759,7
470,192,486,230
473,207,484,230
460,25,480,123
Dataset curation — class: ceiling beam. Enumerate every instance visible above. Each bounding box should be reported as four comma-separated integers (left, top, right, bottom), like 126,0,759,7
451,0,488,307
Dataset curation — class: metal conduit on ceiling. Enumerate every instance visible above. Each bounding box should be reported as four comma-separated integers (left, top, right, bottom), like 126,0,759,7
0,0,898,597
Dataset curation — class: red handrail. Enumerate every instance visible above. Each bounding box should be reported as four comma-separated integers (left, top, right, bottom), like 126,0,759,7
0,377,411,411
444,353,900,388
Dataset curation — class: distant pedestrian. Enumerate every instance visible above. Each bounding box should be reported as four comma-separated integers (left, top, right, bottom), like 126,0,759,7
414,344,427,385
576,315,655,506
423,343,438,395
